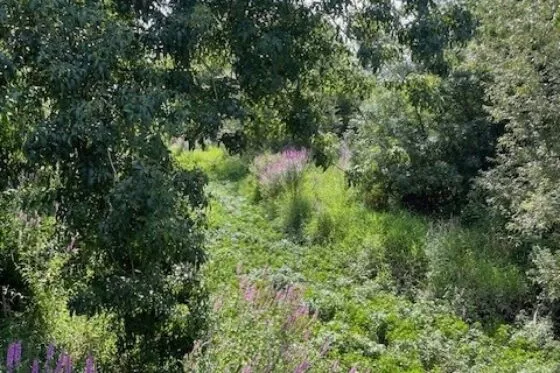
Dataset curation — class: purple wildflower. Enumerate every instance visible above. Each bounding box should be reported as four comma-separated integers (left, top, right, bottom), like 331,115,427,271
85,355,95,373
13,341,21,368
349,366,358,373
45,343,56,371
32,359,40,373
6,341,22,372
55,352,66,372
64,354,72,373
6,342,15,373
244,284,258,303
294,360,310,373
295,304,309,318
46,343,55,362
241,364,252,373
254,148,309,191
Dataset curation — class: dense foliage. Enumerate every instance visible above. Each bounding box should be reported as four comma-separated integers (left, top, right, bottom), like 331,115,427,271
473,0,560,334
176,147,560,372
3,0,560,370
1,1,209,370
349,69,497,213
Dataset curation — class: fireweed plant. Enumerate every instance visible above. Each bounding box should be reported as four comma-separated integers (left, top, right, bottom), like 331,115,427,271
252,148,312,236
3,342,96,372
185,269,361,372
253,148,309,198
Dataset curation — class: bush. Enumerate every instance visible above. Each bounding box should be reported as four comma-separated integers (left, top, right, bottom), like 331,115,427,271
250,148,312,239
0,190,117,371
426,223,529,323
310,210,336,244
348,70,497,214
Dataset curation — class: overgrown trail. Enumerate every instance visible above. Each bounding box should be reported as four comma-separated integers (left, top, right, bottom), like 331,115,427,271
203,179,292,289
179,149,560,372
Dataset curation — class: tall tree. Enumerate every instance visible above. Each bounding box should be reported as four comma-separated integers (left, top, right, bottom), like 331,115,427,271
346,0,495,213
2,1,208,369
475,0,560,246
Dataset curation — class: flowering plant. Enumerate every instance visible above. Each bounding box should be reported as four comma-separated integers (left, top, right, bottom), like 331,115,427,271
252,148,309,197
185,268,366,372
3,342,95,373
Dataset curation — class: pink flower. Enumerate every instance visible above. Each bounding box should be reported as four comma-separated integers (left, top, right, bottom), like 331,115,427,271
64,355,72,373
244,284,258,303
276,289,287,302
349,366,358,373
31,359,40,373
6,343,15,373
46,343,55,362
85,355,95,373
254,148,309,190
295,304,309,318
13,341,21,367
294,360,310,373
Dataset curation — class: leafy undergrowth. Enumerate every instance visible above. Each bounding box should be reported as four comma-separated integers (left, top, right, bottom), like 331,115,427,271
178,147,560,372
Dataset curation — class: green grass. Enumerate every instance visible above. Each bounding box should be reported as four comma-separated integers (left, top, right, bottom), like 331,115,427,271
177,146,560,372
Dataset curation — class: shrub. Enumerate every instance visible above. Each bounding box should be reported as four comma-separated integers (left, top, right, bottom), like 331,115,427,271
310,210,336,244
425,223,529,323
348,70,497,214
282,193,313,238
251,148,312,238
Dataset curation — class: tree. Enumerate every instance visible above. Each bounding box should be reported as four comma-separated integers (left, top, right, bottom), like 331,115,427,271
473,0,560,332
1,0,359,368
346,0,496,213
475,0,560,246
2,1,207,369
348,68,497,213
